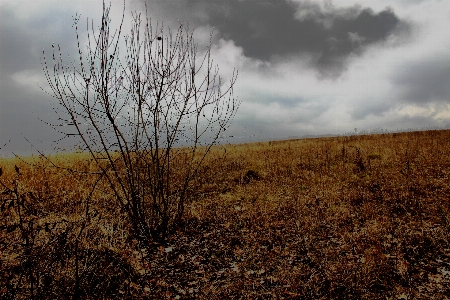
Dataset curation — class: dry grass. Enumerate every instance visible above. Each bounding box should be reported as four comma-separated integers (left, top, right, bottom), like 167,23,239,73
1,130,450,299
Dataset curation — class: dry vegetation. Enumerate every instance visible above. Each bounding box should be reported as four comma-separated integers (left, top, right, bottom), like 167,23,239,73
1,130,450,299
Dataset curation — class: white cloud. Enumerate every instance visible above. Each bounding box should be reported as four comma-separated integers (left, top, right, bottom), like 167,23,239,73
11,70,46,93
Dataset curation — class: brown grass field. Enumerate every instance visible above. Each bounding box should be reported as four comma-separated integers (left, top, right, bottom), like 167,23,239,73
1,130,450,299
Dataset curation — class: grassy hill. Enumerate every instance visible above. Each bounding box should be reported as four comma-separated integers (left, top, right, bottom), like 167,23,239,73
1,130,449,299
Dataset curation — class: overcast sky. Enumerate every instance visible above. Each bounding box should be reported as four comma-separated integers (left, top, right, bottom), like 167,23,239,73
1,0,449,156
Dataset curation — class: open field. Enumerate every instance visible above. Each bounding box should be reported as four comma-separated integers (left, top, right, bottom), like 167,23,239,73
1,130,450,299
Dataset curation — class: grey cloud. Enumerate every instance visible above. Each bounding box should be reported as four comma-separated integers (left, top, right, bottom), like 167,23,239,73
144,0,411,77
0,5,77,74
0,4,84,155
393,57,450,104
244,90,307,108
0,7,37,74
397,114,446,130
351,99,393,120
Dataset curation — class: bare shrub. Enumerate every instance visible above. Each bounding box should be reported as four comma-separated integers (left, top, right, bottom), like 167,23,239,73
41,1,238,246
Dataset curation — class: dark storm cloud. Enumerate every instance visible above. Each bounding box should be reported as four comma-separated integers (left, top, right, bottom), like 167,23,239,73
393,58,450,104
144,0,411,77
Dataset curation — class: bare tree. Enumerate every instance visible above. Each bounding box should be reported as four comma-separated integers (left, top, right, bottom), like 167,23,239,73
41,1,239,245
